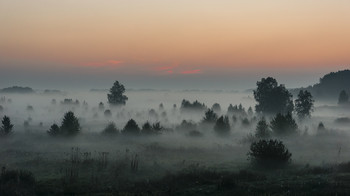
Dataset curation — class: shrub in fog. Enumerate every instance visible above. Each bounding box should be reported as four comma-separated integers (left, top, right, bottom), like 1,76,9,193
254,77,294,115
98,102,105,111
202,109,218,124
159,103,164,110
241,117,250,127
177,120,197,132
104,109,112,118
214,116,230,135
211,103,221,113
295,90,314,119
188,130,203,137
338,90,349,105
102,122,119,135
247,107,254,116
255,117,271,138
122,119,140,135
270,113,298,136
0,105,3,112
248,139,292,167
26,105,34,112
107,80,128,105
0,116,14,136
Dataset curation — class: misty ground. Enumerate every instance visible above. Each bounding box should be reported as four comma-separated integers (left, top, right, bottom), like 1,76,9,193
1,90,350,195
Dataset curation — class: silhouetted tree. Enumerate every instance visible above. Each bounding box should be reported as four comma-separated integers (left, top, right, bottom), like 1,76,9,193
338,90,349,105
122,119,140,135
1,116,13,136
248,139,292,167
102,122,119,135
211,103,221,113
107,81,128,105
254,77,294,114
202,109,218,124
270,113,298,136
295,90,314,119
255,117,270,138
60,111,80,136
47,124,60,136
214,116,230,135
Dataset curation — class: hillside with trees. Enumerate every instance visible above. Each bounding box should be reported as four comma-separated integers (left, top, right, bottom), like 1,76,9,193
291,70,350,100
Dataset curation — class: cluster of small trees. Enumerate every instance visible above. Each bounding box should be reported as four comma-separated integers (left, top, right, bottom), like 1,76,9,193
254,113,298,138
101,119,163,136
181,99,207,112
254,77,314,119
47,111,80,136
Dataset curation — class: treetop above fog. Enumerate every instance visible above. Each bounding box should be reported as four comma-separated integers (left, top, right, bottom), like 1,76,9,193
254,77,294,115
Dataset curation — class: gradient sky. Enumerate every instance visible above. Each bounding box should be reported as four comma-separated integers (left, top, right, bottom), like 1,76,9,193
1,0,349,90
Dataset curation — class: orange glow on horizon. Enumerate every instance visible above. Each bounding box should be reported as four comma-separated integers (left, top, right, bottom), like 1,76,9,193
1,0,349,75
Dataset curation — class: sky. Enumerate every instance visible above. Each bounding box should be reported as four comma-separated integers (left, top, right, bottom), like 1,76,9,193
0,0,349,90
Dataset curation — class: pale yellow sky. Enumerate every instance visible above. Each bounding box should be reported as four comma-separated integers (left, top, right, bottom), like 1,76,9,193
0,0,349,79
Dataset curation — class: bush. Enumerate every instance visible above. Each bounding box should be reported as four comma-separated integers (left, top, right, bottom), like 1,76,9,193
248,139,292,167
102,122,119,135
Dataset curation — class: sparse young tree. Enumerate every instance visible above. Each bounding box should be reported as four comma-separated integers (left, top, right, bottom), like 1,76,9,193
255,117,271,138
60,111,80,136
202,109,218,124
107,81,128,105
254,77,294,115
122,119,140,135
1,116,14,136
295,90,314,119
214,116,230,135
270,113,298,136
338,90,349,105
